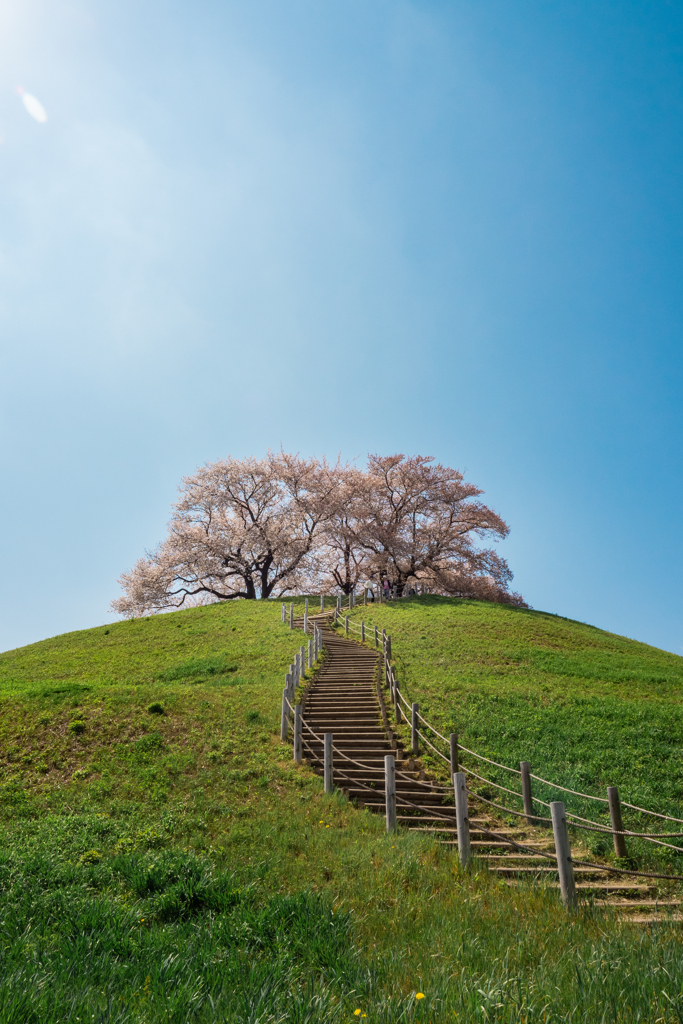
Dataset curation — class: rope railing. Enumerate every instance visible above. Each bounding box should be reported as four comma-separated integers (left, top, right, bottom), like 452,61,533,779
324,605,683,855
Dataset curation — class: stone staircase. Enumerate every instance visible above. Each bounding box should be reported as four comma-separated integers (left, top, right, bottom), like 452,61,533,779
295,613,682,924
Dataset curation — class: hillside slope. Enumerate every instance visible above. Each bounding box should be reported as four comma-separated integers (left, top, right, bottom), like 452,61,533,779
2,598,683,1022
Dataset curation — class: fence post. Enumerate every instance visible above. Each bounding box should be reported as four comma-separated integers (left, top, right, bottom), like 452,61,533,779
289,603,293,629
361,620,365,642
394,679,403,724
293,705,302,763
385,754,396,831
607,786,627,858
324,733,333,794
281,603,285,623
386,635,392,664
300,645,306,679
375,624,379,647
280,689,289,741
293,656,299,688
550,802,577,908
520,762,535,824
308,638,313,669
454,772,470,868
320,595,324,612
450,733,459,777
344,615,349,636
304,598,308,634
411,703,419,755
337,596,341,613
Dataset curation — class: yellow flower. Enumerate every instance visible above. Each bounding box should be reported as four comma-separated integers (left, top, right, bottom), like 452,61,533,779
319,820,324,824
354,1011,361,1017
326,825,330,828
140,918,145,922
416,992,425,999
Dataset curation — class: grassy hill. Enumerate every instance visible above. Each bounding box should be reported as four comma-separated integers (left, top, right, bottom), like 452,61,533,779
1,598,683,1023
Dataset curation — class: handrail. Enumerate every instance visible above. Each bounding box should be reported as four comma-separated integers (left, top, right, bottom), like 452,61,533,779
324,606,683,842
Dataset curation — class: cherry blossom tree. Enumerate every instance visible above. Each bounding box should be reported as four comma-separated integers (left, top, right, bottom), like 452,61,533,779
111,452,337,616
357,454,526,605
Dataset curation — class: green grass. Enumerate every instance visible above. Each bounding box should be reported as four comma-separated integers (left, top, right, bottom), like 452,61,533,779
347,596,683,862
2,597,683,1021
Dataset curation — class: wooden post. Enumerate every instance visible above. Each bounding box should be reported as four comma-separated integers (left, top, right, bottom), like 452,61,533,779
607,786,627,858
293,705,302,762
454,772,470,868
324,733,333,794
411,703,419,755
364,588,367,606
300,645,306,679
281,603,285,623
386,636,392,664
304,598,308,634
289,603,293,629
361,620,365,642
308,638,313,669
320,595,324,612
550,802,577,908
450,733,459,777
293,655,299,687
344,615,349,636
394,680,403,724
375,624,379,648
285,672,292,703
280,689,289,741
337,595,341,612
385,754,396,831
520,762,535,824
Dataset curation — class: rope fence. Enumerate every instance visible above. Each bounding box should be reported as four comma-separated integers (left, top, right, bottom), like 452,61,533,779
323,600,683,861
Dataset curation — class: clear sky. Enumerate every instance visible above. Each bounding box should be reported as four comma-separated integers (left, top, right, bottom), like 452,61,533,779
1,0,682,654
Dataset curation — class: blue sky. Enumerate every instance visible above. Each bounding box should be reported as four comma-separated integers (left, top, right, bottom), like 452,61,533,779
1,0,682,654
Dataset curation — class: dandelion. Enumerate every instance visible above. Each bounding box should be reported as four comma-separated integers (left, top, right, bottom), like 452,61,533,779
354,1011,361,1016
416,992,425,999
326,824,330,828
